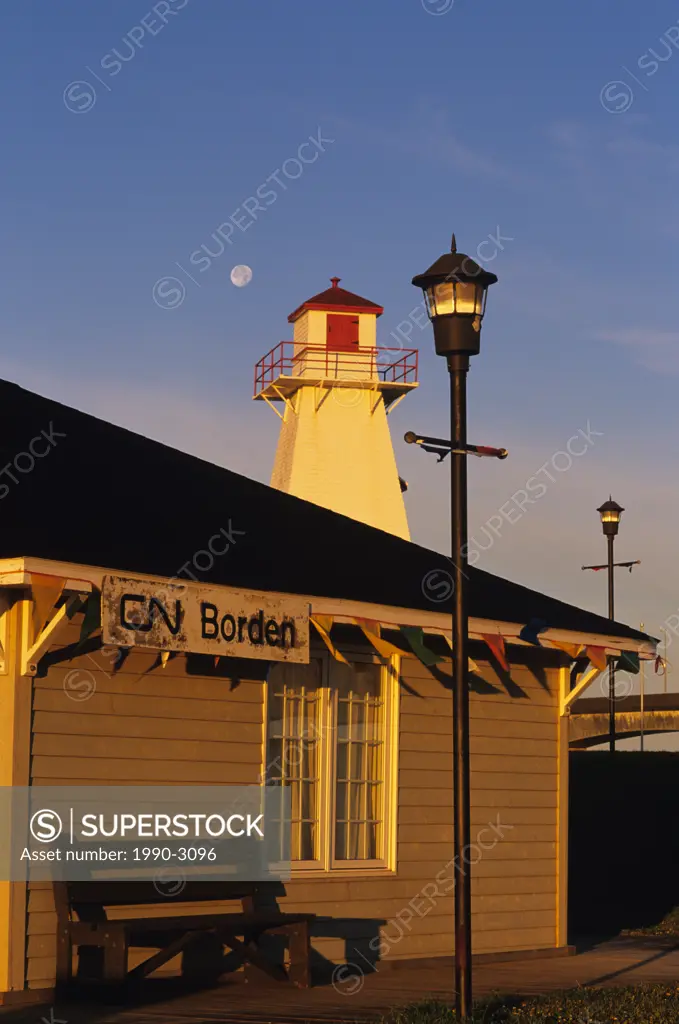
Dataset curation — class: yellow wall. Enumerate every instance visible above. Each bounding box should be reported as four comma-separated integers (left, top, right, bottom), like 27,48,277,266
6,614,566,994
0,596,32,999
270,386,410,539
277,649,563,964
292,310,377,350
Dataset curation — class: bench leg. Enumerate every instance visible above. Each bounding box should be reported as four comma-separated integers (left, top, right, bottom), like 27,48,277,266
221,931,287,983
55,929,72,991
288,921,311,989
103,932,128,983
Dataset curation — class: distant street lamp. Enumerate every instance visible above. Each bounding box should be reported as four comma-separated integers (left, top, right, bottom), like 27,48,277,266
597,497,624,752
412,235,498,1021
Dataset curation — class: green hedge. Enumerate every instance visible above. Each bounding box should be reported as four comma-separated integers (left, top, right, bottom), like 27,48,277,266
382,983,679,1022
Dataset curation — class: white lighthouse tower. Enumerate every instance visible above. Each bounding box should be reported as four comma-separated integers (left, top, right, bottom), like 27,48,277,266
254,278,419,539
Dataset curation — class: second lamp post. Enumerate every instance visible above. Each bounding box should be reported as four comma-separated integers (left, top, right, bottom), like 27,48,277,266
597,497,624,752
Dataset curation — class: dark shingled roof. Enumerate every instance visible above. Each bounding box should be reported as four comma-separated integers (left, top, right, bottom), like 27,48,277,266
0,378,649,644
288,278,383,322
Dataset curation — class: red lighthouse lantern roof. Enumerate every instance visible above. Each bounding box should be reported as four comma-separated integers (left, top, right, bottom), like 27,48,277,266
288,277,384,323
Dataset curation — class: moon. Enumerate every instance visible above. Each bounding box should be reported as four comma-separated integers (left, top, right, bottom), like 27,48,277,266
230,264,253,288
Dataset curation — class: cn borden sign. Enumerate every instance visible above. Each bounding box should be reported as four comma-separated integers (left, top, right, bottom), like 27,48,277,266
101,575,310,663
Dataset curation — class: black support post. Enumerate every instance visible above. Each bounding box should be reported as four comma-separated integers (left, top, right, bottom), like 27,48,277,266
450,355,472,1018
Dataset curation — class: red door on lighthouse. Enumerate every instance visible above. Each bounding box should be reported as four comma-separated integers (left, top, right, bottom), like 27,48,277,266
327,314,359,352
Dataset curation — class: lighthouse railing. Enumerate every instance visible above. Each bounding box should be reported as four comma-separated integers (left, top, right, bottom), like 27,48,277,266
254,343,418,396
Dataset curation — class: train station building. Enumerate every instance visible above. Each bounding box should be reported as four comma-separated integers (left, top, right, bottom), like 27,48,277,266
0,280,655,1003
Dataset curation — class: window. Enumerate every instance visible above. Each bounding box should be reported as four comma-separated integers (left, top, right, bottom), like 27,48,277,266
266,660,322,863
264,653,397,872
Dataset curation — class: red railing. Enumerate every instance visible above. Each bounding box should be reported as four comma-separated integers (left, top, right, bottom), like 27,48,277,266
254,342,419,397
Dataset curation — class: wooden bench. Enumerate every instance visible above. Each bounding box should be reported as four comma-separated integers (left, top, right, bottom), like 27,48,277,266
54,879,315,993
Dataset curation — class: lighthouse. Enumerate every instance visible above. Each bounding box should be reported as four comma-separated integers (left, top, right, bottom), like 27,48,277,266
254,278,419,539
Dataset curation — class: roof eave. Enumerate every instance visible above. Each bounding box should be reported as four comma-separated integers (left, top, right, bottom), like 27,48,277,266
1,556,657,656
288,301,384,323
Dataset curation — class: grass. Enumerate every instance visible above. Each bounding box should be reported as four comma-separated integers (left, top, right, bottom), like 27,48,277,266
381,984,679,1022
622,906,679,938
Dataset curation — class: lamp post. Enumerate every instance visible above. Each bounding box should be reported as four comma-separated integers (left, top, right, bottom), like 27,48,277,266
597,497,624,753
412,235,497,1020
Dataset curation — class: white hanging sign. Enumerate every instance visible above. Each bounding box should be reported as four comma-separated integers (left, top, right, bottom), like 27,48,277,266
101,575,310,663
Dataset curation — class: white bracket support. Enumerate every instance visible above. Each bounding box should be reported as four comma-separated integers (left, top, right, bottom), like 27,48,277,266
260,385,295,421
369,382,383,415
560,663,604,716
314,382,334,412
21,595,82,677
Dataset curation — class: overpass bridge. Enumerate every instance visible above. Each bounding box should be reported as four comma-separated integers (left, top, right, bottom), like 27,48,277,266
570,693,679,747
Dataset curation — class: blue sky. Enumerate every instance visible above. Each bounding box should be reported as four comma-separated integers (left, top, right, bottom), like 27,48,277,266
3,0,679,700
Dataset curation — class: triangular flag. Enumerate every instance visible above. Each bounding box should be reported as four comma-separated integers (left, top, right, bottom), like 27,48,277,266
442,635,479,675
351,616,382,634
481,633,509,672
548,639,585,660
586,645,608,671
400,626,444,667
160,651,174,669
616,650,640,675
111,648,131,675
359,625,413,661
519,618,549,646
214,655,221,668
77,590,101,648
31,573,65,641
311,616,349,665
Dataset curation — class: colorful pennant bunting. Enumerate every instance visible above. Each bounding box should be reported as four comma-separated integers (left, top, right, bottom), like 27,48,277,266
77,589,101,648
359,625,411,662
480,633,509,672
350,616,382,635
616,650,640,675
311,615,349,665
519,618,549,646
400,626,444,667
586,645,608,671
442,635,479,674
548,639,585,660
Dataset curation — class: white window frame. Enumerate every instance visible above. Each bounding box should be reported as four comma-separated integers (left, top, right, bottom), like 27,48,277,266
262,648,399,877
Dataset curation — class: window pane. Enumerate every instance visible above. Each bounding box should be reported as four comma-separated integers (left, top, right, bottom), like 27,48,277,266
266,660,322,862
454,281,477,314
333,661,385,862
432,282,454,315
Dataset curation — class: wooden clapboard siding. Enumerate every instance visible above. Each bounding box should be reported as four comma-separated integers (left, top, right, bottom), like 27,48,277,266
23,634,563,990
387,654,560,960
400,806,556,827
26,632,267,990
32,711,263,745
33,687,262,724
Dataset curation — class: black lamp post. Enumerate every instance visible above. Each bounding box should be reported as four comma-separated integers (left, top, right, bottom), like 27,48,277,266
412,235,497,1020
597,497,624,753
